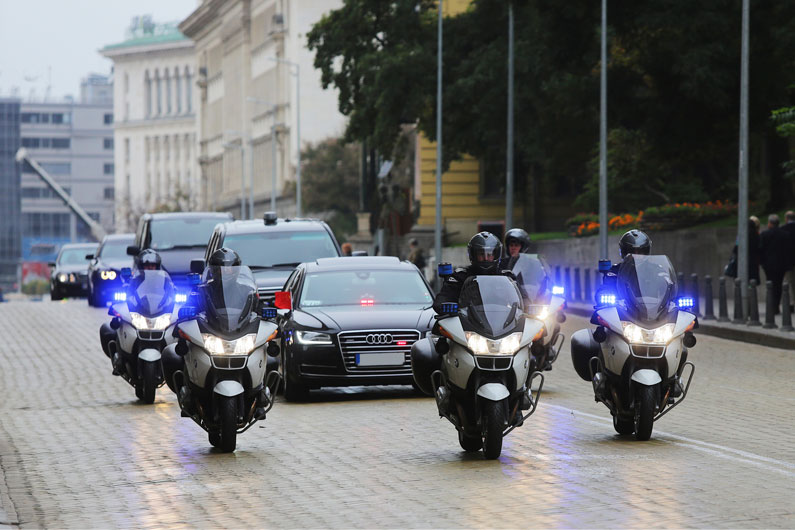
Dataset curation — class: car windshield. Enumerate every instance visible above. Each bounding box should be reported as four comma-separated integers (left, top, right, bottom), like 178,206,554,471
199,265,258,334
99,239,134,260
616,254,677,322
148,218,222,250
509,253,552,303
223,231,338,268
58,246,95,265
459,275,524,338
127,270,176,316
300,270,433,308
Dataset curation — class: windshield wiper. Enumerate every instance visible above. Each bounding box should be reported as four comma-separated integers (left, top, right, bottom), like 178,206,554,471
269,262,301,268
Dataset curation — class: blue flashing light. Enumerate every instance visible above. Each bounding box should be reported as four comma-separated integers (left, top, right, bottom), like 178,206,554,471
599,293,616,306
438,263,454,277
552,285,565,296
114,292,127,302
262,308,277,319
440,302,459,315
178,306,197,320
677,297,695,309
175,293,188,304
120,267,132,281
188,273,201,285
598,259,612,272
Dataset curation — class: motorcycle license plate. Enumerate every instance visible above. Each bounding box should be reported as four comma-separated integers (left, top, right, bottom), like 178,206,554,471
356,352,404,367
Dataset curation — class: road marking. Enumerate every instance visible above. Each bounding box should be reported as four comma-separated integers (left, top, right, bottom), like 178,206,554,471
546,403,795,478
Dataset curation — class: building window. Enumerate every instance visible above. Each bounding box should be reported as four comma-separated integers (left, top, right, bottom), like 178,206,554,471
21,138,40,148
165,71,172,114
103,163,114,175
145,137,150,162
164,137,169,161
103,138,114,149
185,67,192,112
175,69,182,113
21,113,39,123
124,138,130,163
156,71,162,115
39,162,71,174
52,113,64,124
124,73,129,94
104,187,115,200
103,113,113,125
145,71,152,117
40,113,50,123
51,138,70,149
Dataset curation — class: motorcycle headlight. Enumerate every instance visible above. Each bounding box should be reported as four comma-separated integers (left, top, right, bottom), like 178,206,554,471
295,330,333,345
527,305,550,321
201,333,257,355
622,322,675,345
465,332,522,355
57,273,68,283
130,312,172,330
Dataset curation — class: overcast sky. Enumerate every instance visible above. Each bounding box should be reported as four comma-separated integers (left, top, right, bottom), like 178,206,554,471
0,0,198,101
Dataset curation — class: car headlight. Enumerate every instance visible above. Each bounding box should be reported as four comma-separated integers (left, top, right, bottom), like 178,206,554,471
130,312,173,331
295,330,333,345
99,270,117,281
622,322,675,344
201,333,257,355
465,332,522,355
57,273,68,283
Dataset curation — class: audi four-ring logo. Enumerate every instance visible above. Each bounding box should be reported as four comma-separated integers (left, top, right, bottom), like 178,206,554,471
366,334,393,344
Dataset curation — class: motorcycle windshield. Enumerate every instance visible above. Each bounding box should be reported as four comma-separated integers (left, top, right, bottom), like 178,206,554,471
459,275,524,337
509,253,552,303
617,255,677,322
199,265,258,334
127,270,176,317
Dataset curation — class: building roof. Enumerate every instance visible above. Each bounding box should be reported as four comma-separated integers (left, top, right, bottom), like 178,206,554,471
101,22,190,53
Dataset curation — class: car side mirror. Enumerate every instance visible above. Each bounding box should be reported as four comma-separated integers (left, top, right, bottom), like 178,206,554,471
126,245,140,257
120,267,132,281
48,261,56,268
190,259,205,274
274,291,292,310
85,254,94,260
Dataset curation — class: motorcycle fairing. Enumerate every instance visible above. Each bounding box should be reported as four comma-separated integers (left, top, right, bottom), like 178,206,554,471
595,306,623,335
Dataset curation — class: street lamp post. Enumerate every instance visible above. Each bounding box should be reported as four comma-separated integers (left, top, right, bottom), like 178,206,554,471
737,0,750,302
270,57,301,217
599,0,608,260
435,0,443,289
505,1,514,232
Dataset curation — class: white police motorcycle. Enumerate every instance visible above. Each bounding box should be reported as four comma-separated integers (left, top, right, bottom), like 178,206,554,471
510,254,567,372
105,268,181,403
570,255,696,440
166,263,281,452
412,265,545,459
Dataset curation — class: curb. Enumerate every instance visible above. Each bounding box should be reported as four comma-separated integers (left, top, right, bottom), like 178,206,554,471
564,303,795,351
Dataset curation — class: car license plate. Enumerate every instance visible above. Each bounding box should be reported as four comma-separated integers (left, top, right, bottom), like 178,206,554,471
356,352,404,367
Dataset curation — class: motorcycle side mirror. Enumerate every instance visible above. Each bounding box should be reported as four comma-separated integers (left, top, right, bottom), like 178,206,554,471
120,267,132,281
126,245,140,257
85,254,94,260
190,259,205,274
48,261,56,268
109,317,121,330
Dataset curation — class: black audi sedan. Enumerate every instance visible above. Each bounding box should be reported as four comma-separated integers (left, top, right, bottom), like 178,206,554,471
86,233,135,306
275,256,435,401
49,242,98,300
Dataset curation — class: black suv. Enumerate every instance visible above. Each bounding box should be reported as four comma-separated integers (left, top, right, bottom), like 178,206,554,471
126,212,233,290
49,242,98,300
201,212,341,304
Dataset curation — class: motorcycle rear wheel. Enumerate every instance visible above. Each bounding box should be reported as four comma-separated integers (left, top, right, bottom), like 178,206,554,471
458,431,481,452
482,400,505,460
218,395,238,452
634,385,655,441
139,362,158,404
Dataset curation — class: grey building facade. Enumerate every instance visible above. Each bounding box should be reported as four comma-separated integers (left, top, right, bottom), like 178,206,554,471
0,98,22,290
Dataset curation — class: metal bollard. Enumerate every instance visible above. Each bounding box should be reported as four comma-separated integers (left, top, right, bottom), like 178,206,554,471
781,284,794,331
690,273,701,316
703,275,715,320
718,276,729,322
747,280,761,326
574,267,582,301
584,269,592,304
555,265,561,286
564,267,572,302
763,280,778,329
732,278,744,324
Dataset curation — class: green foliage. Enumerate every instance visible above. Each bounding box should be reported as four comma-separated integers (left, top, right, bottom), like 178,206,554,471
22,279,49,295
301,138,362,239
772,106,795,179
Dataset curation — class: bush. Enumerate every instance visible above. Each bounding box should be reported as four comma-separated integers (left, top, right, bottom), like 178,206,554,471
22,279,49,295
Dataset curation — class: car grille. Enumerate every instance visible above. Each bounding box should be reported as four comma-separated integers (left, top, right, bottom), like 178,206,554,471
337,330,419,373
137,330,165,341
630,345,666,358
258,287,279,304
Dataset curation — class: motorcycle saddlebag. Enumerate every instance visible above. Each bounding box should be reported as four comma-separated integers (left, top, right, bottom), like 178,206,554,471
410,337,442,396
571,328,600,382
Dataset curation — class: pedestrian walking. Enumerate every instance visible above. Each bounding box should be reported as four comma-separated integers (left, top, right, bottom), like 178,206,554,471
781,210,795,310
725,217,760,282
760,213,791,314
407,238,427,276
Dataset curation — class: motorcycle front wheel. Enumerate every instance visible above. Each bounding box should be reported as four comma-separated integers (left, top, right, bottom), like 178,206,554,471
482,400,506,459
139,362,158,404
218,395,238,452
634,385,655,441
613,413,634,435
458,430,481,452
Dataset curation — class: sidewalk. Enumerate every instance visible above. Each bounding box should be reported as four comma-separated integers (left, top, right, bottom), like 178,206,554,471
565,299,795,351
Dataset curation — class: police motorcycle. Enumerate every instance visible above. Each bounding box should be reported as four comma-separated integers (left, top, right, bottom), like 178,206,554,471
412,264,545,459
164,252,282,452
509,253,566,372
102,267,181,404
570,255,696,441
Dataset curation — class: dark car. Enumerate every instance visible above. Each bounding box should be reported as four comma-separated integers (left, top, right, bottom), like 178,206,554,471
202,212,341,305
86,233,135,307
275,256,435,401
126,211,233,292
49,242,98,300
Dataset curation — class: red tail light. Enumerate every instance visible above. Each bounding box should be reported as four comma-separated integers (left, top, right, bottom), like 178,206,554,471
360,298,374,306
274,291,292,310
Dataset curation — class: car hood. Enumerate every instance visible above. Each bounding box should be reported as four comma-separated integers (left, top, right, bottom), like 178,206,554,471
252,269,293,291
300,305,435,332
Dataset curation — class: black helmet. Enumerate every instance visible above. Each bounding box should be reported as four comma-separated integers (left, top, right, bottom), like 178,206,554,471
137,249,162,270
618,229,652,259
504,228,531,255
208,247,242,267
467,232,503,274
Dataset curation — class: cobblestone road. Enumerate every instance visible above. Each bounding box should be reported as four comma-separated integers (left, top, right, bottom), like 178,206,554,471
0,300,793,528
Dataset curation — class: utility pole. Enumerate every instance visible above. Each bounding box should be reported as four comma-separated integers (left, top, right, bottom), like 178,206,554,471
599,0,608,260
505,2,514,232
738,0,750,301
435,0,444,288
